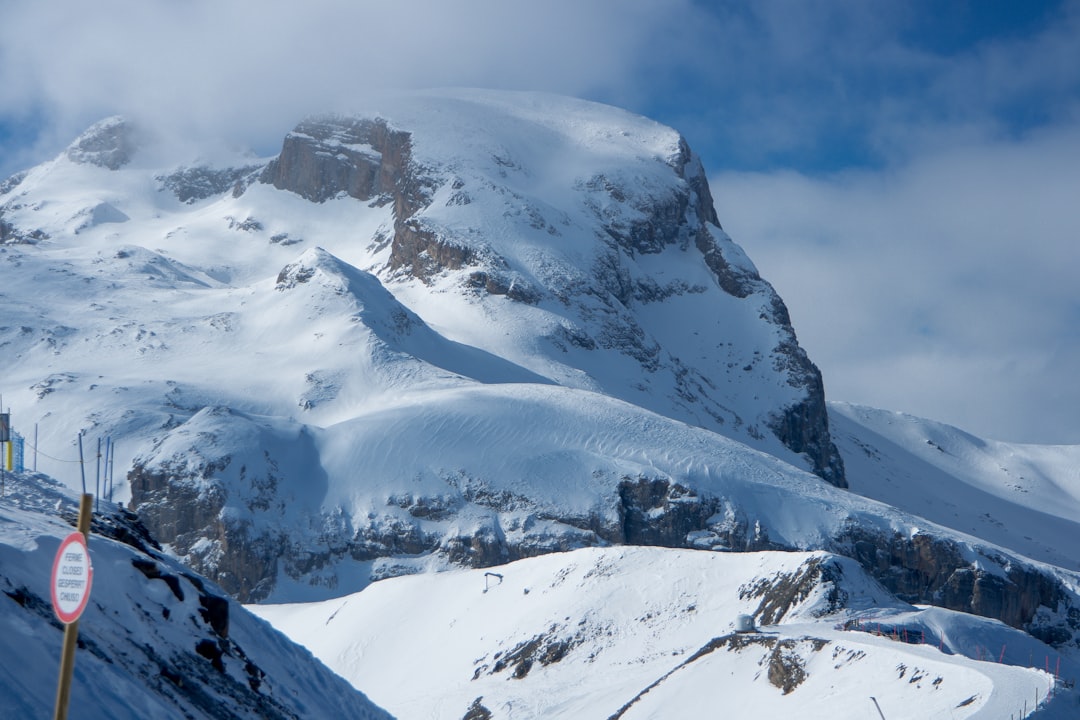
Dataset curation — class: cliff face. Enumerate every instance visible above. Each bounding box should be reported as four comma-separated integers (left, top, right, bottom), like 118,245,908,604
260,117,418,206
259,116,485,286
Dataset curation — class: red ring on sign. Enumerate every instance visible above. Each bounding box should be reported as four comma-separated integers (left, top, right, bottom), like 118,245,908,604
50,531,93,625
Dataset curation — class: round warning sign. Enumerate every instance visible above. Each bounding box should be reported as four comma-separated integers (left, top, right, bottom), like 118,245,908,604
50,531,93,625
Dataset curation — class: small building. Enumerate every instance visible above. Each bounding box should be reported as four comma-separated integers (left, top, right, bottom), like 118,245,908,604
734,614,756,633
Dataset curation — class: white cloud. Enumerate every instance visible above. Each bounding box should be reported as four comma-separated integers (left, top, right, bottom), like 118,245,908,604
0,0,701,170
712,124,1080,443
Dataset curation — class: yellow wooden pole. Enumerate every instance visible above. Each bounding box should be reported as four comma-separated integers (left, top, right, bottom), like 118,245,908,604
53,493,92,720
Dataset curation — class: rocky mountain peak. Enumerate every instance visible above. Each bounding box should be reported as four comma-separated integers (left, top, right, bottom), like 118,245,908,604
9,91,858,602
259,116,421,206
257,96,845,486
64,115,138,170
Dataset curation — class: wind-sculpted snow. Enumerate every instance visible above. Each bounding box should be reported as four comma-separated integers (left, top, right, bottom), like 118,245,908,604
129,382,1080,654
0,472,392,719
131,385,866,601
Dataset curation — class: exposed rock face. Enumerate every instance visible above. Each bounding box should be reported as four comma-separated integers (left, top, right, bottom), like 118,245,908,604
65,116,137,170
159,164,263,204
0,170,26,196
738,555,847,625
768,360,845,487
129,458,283,602
259,116,467,283
261,117,412,204
838,528,1079,646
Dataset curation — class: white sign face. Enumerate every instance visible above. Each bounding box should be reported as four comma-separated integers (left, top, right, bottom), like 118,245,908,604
50,532,93,625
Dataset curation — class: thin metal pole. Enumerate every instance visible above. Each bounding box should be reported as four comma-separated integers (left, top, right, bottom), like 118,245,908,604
103,438,111,505
108,439,114,503
109,442,116,503
77,433,86,496
53,493,92,720
34,423,38,472
95,437,101,513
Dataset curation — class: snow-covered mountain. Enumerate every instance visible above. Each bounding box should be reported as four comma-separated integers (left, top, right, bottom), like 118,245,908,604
1,90,839,594
0,471,391,719
2,89,1079,677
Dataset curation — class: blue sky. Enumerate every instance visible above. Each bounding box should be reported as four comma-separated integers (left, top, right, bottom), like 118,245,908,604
1,0,1078,443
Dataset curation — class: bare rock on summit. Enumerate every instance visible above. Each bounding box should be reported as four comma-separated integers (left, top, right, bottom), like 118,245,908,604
260,117,470,283
65,116,138,170
260,117,421,207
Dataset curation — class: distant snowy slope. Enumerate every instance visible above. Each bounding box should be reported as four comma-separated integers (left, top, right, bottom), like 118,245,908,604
831,402,1080,572
0,472,391,720
127,377,1080,647
251,546,1074,720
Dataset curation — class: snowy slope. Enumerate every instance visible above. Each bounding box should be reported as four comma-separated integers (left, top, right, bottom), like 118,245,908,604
126,383,858,601
123,376,1080,651
0,471,391,720
251,546,1077,719
831,402,1080,573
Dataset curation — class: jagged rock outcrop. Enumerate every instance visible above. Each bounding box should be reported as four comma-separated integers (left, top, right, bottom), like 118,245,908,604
258,116,474,284
65,116,137,170
838,528,1079,646
260,117,412,204
159,164,263,203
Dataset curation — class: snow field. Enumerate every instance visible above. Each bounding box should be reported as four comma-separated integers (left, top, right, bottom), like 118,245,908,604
252,545,1068,719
